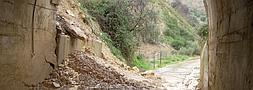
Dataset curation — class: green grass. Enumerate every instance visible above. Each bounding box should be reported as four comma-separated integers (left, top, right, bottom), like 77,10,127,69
133,55,152,70
156,55,190,68
133,55,190,70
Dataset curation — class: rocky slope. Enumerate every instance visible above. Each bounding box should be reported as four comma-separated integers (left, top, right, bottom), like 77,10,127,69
32,0,164,89
33,51,162,89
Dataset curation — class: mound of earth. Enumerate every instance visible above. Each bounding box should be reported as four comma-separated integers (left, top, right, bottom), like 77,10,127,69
32,51,163,90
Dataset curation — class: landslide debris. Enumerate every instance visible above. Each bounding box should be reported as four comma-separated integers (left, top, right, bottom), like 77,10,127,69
33,51,162,90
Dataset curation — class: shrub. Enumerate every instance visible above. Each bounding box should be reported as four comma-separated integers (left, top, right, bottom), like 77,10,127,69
197,24,208,48
100,32,125,61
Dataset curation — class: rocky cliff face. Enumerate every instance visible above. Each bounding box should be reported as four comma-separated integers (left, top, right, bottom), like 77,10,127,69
207,0,253,90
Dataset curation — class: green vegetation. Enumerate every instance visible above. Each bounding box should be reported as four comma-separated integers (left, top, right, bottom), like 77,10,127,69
79,0,206,69
170,0,207,27
157,55,190,68
100,32,125,61
197,24,208,49
133,55,152,70
79,0,160,66
197,24,208,42
79,0,136,66
158,0,200,56
133,55,190,70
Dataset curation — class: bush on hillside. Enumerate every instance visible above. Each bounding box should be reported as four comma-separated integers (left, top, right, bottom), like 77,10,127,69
79,0,159,66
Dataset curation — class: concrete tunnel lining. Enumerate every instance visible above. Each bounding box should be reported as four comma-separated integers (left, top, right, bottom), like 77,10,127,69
206,0,253,90
0,0,58,89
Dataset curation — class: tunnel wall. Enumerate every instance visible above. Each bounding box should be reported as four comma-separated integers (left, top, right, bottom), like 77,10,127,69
0,0,57,89
200,42,208,90
207,0,253,90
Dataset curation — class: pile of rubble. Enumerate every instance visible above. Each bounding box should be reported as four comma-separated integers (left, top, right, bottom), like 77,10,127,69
33,51,161,90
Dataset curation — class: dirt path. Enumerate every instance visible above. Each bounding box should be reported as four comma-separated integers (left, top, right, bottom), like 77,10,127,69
154,58,200,90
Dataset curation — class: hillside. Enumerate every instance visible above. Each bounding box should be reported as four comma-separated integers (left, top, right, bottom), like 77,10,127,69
169,0,206,13
75,0,201,70
136,0,199,61
169,0,207,26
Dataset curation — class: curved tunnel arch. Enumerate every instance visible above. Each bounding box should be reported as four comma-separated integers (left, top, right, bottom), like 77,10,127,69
0,0,253,90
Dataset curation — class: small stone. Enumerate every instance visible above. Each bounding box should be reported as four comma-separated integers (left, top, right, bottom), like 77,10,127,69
53,82,61,88
51,0,59,5
66,10,75,17
68,86,78,90
132,66,139,72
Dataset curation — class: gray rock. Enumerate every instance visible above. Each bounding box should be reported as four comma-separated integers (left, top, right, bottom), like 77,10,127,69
53,82,61,88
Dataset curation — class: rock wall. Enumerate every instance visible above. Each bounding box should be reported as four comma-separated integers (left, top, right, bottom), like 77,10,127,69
0,0,58,89
207,0,253,90
55,0,104,65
